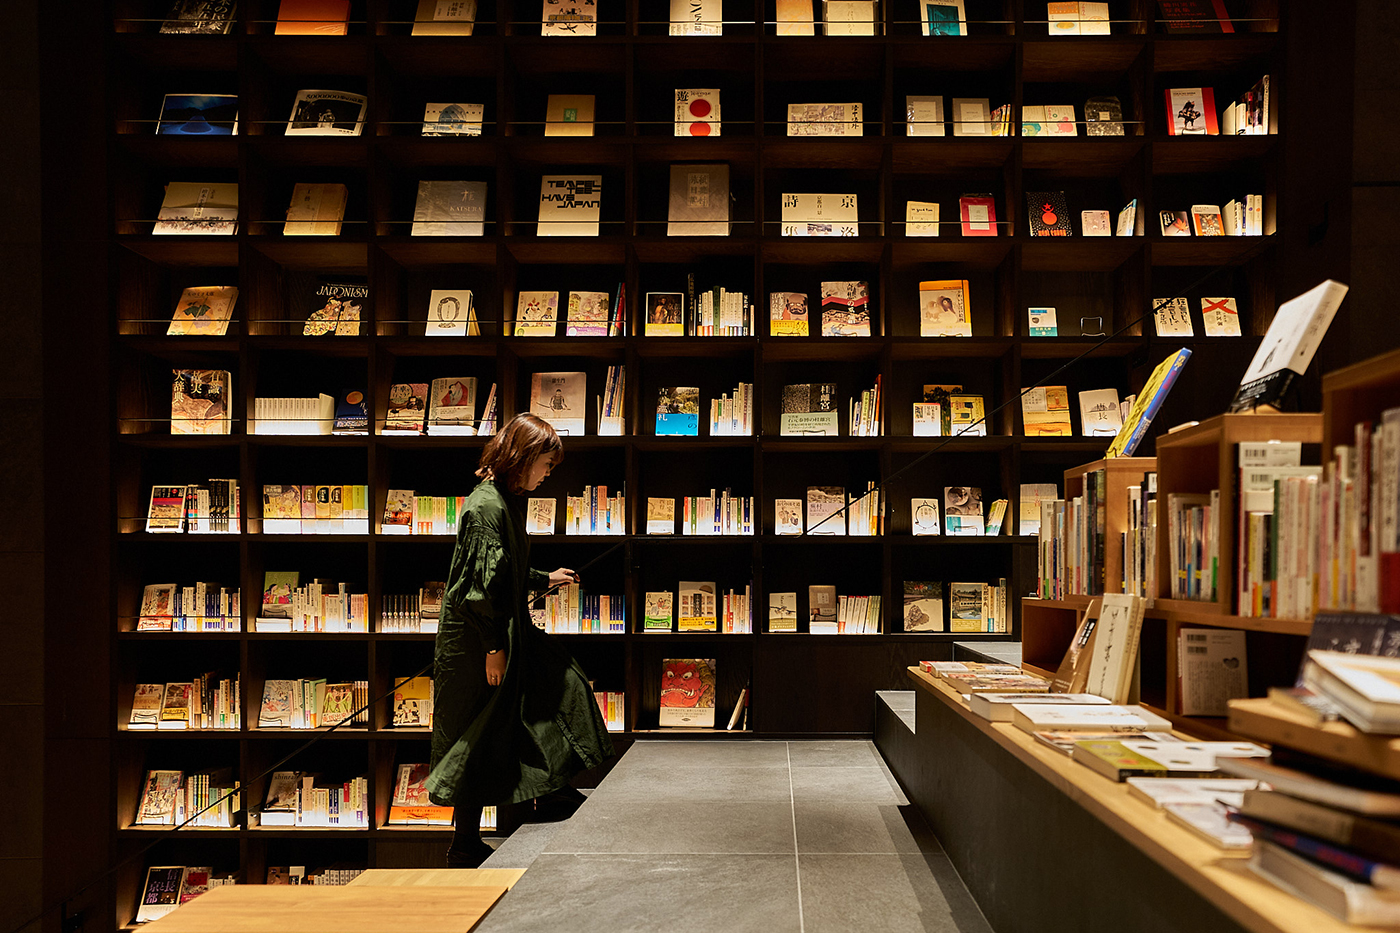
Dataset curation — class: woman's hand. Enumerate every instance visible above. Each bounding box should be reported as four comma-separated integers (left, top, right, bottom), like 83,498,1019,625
548,567,580,587
485,650,506,685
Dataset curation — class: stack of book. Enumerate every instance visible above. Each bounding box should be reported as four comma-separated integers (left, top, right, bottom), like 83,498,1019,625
146,480,242,534
380,490,467,536
1037,468,1107,597
563,486,626,535
259,771,369,828
257,679,369,729
130,677,240,731
529,585,626,634
137,582,241,632
251,395,335,435
594,691,625,731
378,588,442,633
710,382,754,436
1124,472,1158,598
262,484,370,535
256,573,368,633
135,767,240,827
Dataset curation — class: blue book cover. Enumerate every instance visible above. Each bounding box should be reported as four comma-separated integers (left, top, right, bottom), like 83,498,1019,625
1107,348,1192,458
656,387,700,436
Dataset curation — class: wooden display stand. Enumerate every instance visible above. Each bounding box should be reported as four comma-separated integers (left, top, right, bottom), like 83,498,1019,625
142,884,509,933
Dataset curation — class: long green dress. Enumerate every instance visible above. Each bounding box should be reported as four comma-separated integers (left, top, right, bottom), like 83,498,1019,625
427,479,614,807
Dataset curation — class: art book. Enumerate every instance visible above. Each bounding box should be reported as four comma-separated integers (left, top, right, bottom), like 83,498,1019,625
530,371,586,436
1191,204,1225,236
160,0,236,34
949,394,986,436
958,194,997,236
906,96,944,137
1078,388,1124,437
157,94,237,135
919,280,971,336
425,289,479,337
152,182,238,235
769,592,798,632
1081,210,1111,236
1020,385,1071,437
780,383,838,435
168,286,238,336
1165,87,1218,135
667,163,730,236
656,386,700,436
384,383,429,434
644,592,675,631
1026,191,1072,236
1159,210,1191,237
769,292,809,336
781,193,858,237
903,581,944,632
819,280,871,336
541,0,597,34
949,582,987,631
675,89,721,136
910,497,941,535
301,279,367,336
515,291,560,336
1084,96,1124,135
427,377,478,435
392,675,433,727
411,180,487,236
171,370,231,435
659,659,717,726
922,384,960,436
921,0,965,35
422,102,484,136
526,497,556,534
412,0,476,34
538,176,602,236
646,497,675,534
945,485,984,535
1028,307,1057,336
807,486,846,536
565,291,611,336
285,90,366,136
646,293,684,336
1201,297,1241,336
775,498,804,535
906,200,940,236
1153,297,1194,337
787,102,863,137
677,583,717,631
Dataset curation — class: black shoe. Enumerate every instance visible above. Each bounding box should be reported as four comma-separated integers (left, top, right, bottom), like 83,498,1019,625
445,840,494,869
531,786,587,822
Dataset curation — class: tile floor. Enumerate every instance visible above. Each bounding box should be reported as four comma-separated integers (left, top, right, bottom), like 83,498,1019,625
475,739,992,933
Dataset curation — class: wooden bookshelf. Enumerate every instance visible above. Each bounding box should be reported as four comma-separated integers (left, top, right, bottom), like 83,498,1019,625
1228,697,1400,780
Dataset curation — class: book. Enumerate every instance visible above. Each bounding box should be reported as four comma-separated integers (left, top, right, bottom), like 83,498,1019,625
411,180,487,236
656,387,701,436
1012,703,1171,734
1021,385,1071,437
152,182,238,235
906,96,944,137
822,0,876,35
1079,737,1266,781
1159,210,1191,237
668,164,730,236
1047,1,1109,34
780,383,838,436
781,192,858,237
944,486,983,535
1105,348,1192,458
1018,483,1058,535
1081,211,1111,236
425,290,479,337
542,0,597,34
958,194,997,236
136,769,184,823
515,291,560,336
912,403,942,437
677,582,717,631
670,0,722,34
284,183,346,236
919,384,959,436
1218,757,1400,817
285,90,365,136
390,763,454,824
951,98,991,136
675,88,721,136
947,394,985,437
918,280,971,337
1128,777,1261,809
1201,297,1242,337
644,592,675,632
644,293,684,337
948,582,987,632
384,383,429,434
1238,788,1400,865
1191,204,1225,236
137,867,186,923
333,391,368,434
906,200,940,236
1231,280,1349,413
776,0,815,34
157,94,237,135
275,0,349,34
1249,841,1400,926
660,659,717,726
171,370,231,435
392,675,433,727
538,176,602,236
1078,388,1123,437
529,372,586,436
422,102,484,136
1026,191,1072,237
902,581,943,632
1156,0,1232,33
1231,812,1400,891
565,291,611,336
160,0,236,34
1084,95,1124,135
131,682,167,725
1027,307,1057,337
1084,593,1145,702
168,286,238,336
986,500,1008,536
524,497,556,534
1303,650,1400,733
768,592,798,632
1177,628,1247,715
1165,87,1218,135
427,377,478,435
1116,198,1138,236
921,0,965,35
412,0,476,34
775,499,804,535
301,279,367,336
970,692,1110,722
545,94,595,136
645,497,675,535
819,281,871,336
807,486,846,536
787,102,863,137
809,584,838,632
769,292,809,336
910,497,941,535
1040,104,1078,137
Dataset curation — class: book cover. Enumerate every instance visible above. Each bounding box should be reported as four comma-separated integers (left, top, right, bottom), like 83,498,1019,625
677,583,717,631
912,403,942,437
413,0,476,34
1159,209,1191,236
668,164,731,236
1083,95,1124,135
168,286,238,336
1178,628,1248,715
906,200,940,236
769,592,798,632
425,290,478,337
944,486,983,535
515,291,560,336
776,0,815,34
949,582,986,631
1165,87,1218,135
1107,348,1191,457
951,98,991,136
284,182,347,236
646,292,685,336
1041,104,1078,137
332,390,368,435
644,592,675,631
392,675,433,726
1201,297,1242,336
1047,1,1109,34
822,0,876,35
286,90,365,136
1156,0,1233,33
646,497,675,534
160,0,236,34
807,486,846,535
1028,307,1057,336
906,96,944,136
921,0,965,35
903,581,944,632
131,682,166,724
542,0,597,34
152,182,238,235
958,194,997,236
1116,198,1138,236
1084,593,1145,702
819,280,871,336
809,584,837,632
411,180,487,236
659,659,717,726
1078,388,1124,436
775,498,804,535
301,278,368,336
1026,191,1072,237
675,88,721,136
565,291,611,336
922,384,961,436
670,0,722,35
780,383,839,435
769,292,809,336
781,192,859,237
422,102,484,136
1153,296,1194,336
1081,210,1111,236
427,377,478,434
1018,483,1057,535
523,497,555,534
137,867,186,923
656,386,701,436
949,394,986,436
545,94,595,136
275,0,349,34
383,383,428,435
157,94,237,135
538,176,602,236
529,371,586,436
1232,280,1348,412
910,497,941,535
1021,385,1072,437
918,280,971,336
1191,204,1225,236
171,370,231,435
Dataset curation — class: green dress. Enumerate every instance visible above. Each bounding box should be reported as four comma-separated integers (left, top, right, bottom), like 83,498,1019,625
427,480,614,807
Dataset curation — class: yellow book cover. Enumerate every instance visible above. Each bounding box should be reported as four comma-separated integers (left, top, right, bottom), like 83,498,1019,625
545,95,596,136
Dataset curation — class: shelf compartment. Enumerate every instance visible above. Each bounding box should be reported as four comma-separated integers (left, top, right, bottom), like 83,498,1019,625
1021,38,1147,83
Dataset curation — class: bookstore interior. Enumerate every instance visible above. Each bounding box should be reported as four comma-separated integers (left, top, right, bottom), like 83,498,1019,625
13,0,1400,931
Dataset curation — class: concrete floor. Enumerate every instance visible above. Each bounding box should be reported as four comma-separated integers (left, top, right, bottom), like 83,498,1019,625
476,729,991,933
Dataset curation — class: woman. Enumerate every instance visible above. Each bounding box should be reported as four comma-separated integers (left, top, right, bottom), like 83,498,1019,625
427,413,614,868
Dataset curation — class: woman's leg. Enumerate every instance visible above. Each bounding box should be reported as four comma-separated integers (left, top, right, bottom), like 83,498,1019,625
445,802,492,868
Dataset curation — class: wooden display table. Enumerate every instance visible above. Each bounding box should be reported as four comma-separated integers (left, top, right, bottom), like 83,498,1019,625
348,868,527,890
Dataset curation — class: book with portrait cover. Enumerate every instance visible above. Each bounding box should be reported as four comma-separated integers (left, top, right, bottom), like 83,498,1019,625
919,280,971,336
171,370,231,435
769,292,809,336
656,387,701,436
529,371,586,436
285,90,366,136
427,377,478,435
168,286,238,336
903,581,944,632
384,383,429,435
645,293,684,336
659,658,717,726
157,94,238,135
515,291,560,336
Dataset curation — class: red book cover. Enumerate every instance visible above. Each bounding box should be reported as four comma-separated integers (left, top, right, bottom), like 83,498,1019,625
275,0,351,35
1156,0,1233,33
959,195,998,237
1165,87,1218,136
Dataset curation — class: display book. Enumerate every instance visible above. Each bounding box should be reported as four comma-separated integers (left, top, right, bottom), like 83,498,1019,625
135,582,241,632
254,571,369,633
645,490,754,536
255,770,370,829
257,678,369,730
261,484,371,535
129,677,240,731
902,580,1009,633
644,582,752,634
135,865,235,923
380,489,467,536
386,762,497,828
144,479,241,535
133,767,240,827
530,583,627,634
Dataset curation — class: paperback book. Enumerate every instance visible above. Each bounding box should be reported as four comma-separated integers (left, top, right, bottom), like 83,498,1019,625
411,180,487,236
168,286,238,336
530,371,586,436
659,659,717,726
157,94,237,135
819,281,871,336
425,290,479,337
515,291,560,336
286,90,366,136
918,280,971,336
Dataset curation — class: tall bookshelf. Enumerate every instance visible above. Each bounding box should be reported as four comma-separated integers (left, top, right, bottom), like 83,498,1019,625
106,0,1313,924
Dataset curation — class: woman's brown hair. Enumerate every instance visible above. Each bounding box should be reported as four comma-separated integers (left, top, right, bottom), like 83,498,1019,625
476,413,563,493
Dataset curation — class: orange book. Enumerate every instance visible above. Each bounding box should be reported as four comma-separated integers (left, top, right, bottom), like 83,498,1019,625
275,0,350,35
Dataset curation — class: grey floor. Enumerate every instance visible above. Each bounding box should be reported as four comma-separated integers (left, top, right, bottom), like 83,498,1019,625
476,733,992,933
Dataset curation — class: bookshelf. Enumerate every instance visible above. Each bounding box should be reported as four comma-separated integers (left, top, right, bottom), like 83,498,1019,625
105,0,1315,923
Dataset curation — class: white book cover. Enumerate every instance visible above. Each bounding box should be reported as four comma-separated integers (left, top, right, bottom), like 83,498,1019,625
906,200,940,236
920,0,965,35
1153,296,1194,337
910,497,941,535
1078,388,1123,437
526,497,556,534
515,291,560,336
1047,1,1109,35
530,371,587,436
1240,280,1349,386
1012,703,1171,733
541,0,596,34
1082,210,1111,236
806,486,846,536
1126,777,1261,808
153,182,238,236
1201,297,1242,336
412,181,487,236
670,0,722,35
1165,802,1254,849
425,290,477,337
285,90,367,137
823,0,876,35
1018,483,1057,535
647,497,675,534
1178,629,1248,716
781,193,858,237
538,175,602,236
1021,104,1047,136
422,102,484,136
970,692,1109,722
906,96,945,136
1084,593,1144,703
775,498,804,535
427,376,478,434
951,98,990,136
1120,739,1269,771
912,403,942,437
675,89,721,136
1042,103,1077,136
787,102,863,137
